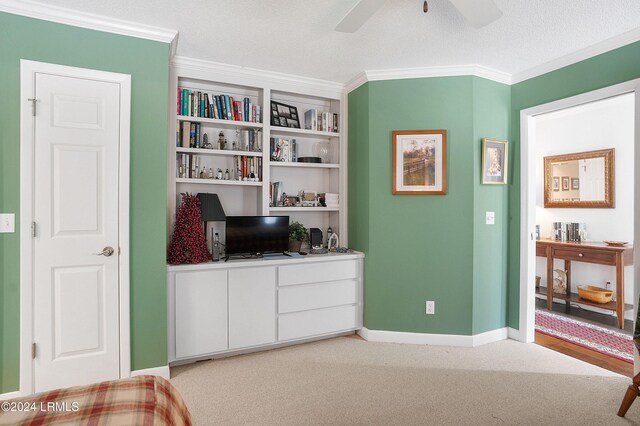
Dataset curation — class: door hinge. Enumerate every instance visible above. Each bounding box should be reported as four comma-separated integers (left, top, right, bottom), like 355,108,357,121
32,221,36,238
27,98,38,117
32,343,36,359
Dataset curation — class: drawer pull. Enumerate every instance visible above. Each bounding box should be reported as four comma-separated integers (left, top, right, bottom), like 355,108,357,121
578,253,583,257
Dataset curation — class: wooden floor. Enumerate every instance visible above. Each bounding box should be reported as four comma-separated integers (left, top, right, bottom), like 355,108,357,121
535,331,633,377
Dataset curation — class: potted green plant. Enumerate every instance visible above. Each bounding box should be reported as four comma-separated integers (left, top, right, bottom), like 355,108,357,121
288,221,308,252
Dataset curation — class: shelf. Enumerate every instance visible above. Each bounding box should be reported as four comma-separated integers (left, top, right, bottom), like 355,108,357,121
270,162,339,169
176,147,262,157
177,115,263,129
176,178,262,187
535,286,633,312
269,207,339,212
270,126,339,139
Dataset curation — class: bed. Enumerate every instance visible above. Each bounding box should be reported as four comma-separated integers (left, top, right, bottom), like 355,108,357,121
0,375,192,425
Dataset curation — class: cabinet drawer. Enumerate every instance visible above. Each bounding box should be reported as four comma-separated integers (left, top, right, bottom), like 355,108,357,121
278,305,359,341
552,248,616,265
279,260,358,286
536,245,547,257
278,279,358,314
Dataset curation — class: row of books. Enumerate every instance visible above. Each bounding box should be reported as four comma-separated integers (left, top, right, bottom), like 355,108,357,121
177,154,262,181
552,222,587,242
178,121,259,151
270,138,298,162
177,87,262,123
304,109,339,133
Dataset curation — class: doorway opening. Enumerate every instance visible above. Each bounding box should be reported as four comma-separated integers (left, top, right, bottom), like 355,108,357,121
519,81,640,376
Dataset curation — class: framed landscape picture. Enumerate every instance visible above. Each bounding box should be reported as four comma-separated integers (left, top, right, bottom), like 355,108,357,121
481,139,508,184
562,176,570,191
392,130,447,195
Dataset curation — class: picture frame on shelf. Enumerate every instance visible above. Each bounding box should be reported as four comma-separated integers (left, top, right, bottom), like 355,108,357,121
481,138,508,184
392,130,447,195
553,176,559,191
571,177,580,190
271,101,300,128
562,176,570,191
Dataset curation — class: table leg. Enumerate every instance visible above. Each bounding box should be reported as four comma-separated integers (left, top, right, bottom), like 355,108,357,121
547,248,553,311
616,253,625,329
565,260,571,308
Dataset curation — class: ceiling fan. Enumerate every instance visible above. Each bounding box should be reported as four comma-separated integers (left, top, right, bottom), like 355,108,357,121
334,0,503,33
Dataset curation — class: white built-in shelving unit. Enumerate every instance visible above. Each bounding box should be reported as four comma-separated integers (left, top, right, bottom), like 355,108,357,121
168,58,347,246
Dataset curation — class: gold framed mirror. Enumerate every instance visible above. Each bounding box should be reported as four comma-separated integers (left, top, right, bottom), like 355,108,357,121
543,148,615,208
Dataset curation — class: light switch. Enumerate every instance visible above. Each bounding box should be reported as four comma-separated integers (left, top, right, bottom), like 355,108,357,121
0,214,15,233
486,211,495,225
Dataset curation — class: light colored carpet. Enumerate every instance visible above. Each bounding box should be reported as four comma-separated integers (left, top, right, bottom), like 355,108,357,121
170,335,639,425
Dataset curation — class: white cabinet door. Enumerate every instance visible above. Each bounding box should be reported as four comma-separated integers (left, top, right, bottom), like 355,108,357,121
228,267,276,349
175,270,228,358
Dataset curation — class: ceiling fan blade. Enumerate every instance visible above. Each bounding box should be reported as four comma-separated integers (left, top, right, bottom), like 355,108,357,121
334,0,386,33
448,0,502,28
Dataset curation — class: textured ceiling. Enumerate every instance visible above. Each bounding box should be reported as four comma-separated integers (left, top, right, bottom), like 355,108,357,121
29,0,640,83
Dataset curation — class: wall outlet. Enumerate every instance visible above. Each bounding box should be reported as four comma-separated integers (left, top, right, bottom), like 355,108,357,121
426,300,435,315
0,214,15,233
485,211,495,225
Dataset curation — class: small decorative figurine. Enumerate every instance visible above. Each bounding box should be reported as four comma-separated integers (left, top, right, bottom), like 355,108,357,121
218,131,225,150
553,269,567,294
202,133,213,149
216,168,223,180
224,169,230,180
208,168,214,179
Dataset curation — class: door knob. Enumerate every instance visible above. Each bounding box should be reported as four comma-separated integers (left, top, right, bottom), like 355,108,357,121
94,247,114,257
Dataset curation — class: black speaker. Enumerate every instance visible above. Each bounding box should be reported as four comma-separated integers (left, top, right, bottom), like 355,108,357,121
310,228,323,248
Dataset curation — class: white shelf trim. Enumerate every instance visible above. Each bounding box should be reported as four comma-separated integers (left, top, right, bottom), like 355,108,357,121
269,207,339,212
270,126,339,138
176,178,262,187
177,115,263,129
176,147,262,157
270,162,339,169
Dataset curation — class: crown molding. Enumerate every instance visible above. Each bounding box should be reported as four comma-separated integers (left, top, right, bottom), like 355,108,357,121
172,56,346,99
0,0,178,53
346,64,512,92
511,27,640,84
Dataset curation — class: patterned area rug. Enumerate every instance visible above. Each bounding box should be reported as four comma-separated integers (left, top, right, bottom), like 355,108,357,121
535,310,633,363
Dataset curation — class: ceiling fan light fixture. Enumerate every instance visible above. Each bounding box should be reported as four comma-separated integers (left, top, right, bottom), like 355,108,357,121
423,0,428,13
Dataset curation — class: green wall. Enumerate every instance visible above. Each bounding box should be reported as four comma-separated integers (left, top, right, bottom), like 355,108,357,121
507,41,640,328
472,78,510,334
348,76,510,335
0,12,170,393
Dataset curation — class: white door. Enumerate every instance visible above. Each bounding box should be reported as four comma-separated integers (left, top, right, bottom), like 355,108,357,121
33,72,121,392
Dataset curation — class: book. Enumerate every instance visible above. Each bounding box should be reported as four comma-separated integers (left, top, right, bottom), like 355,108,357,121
304,109,317,131
182,121,190,148
204,93,210,118
224,95,232,120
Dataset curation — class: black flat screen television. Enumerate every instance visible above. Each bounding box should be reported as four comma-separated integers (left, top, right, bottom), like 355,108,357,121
225,216,289,256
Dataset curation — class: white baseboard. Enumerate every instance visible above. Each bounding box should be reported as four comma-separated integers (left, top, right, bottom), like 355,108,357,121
0,390,21,401
130,365,170,380
507,327,521,341
358,327,509,347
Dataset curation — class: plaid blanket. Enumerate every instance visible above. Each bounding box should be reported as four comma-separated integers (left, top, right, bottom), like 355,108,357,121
0,375,191,425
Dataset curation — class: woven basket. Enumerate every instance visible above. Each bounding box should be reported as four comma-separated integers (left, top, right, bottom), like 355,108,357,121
577,285,613,304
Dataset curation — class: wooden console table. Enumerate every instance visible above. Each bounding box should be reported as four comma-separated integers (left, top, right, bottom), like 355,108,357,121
536,239,634,329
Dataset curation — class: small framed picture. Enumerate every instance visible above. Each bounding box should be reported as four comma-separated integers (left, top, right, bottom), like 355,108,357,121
552,176,559,191
571,177,580,190
481,139,508,184
392,130,447,195
561,176,570,191
271,101,300,128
